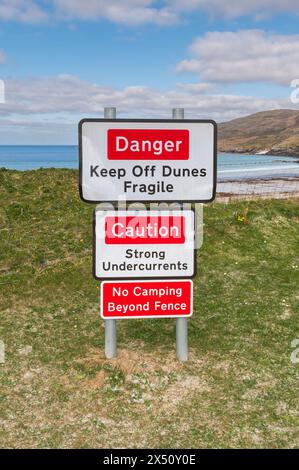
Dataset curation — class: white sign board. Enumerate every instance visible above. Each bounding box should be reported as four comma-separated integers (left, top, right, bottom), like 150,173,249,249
79,119,217,203
94,209,196,280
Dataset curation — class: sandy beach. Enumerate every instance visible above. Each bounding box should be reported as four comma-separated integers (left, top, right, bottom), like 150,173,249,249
217,177,299,201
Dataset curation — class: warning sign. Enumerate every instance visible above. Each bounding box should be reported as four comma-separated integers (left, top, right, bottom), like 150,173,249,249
94,209,196,280
79,119,216,203
100,279,193,319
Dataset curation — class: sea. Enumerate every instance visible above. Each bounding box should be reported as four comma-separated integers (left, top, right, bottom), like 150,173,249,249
0,145,298,180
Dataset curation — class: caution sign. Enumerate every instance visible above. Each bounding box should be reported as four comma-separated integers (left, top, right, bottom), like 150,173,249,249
94,209,196,280
100,279,193,319
79,119,217,203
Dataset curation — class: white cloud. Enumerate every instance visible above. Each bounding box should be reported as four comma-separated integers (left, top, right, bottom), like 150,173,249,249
53,0,177,26
0,73,289,121
166,0,299,19
176,30,299,86
0,0,47,23
176,82,214,93
49,0,299,25
0,0,299,26
0,0,178,26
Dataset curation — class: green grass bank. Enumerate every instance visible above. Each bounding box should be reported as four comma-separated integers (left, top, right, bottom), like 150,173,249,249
0,168,298,448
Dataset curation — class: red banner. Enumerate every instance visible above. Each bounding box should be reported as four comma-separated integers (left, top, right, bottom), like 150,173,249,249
105,215,185,244
107,129,189,160
101,280,193,319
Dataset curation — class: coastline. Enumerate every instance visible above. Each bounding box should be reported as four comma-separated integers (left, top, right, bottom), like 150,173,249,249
219,148,299,158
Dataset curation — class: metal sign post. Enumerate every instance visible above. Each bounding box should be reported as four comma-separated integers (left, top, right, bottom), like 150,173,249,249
173,108,188,362
104,107,117,359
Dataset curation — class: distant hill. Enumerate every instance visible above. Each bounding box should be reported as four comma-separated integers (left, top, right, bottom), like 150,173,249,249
218,109,299,156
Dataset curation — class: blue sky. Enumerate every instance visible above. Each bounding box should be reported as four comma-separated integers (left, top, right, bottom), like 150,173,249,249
0,0,299,144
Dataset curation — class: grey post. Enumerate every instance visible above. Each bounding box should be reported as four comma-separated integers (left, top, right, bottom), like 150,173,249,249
173,107,188,362
104,107,117,358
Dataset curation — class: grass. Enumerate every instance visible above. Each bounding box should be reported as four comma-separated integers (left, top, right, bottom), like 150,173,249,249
0,168,298,448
